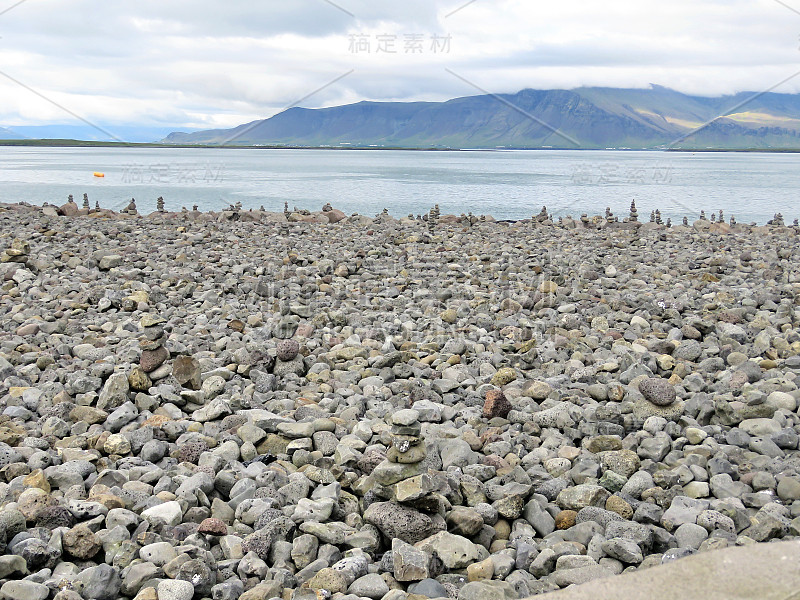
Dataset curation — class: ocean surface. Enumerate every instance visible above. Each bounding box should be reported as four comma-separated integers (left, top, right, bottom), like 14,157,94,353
1,147,798,224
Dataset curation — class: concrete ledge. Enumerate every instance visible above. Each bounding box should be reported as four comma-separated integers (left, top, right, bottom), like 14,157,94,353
537,541,800,600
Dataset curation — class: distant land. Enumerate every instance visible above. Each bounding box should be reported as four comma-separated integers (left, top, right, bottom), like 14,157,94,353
0,125,196,144
3,85,800,150
162,85,800,150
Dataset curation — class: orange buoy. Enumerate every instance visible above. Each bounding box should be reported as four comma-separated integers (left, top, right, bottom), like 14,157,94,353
93,172,105,178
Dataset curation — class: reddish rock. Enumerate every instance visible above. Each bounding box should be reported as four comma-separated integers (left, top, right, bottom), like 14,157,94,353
198,518,228,536
325,209,347,224
59,201,79,216
140,345,169,373
483,389,512,419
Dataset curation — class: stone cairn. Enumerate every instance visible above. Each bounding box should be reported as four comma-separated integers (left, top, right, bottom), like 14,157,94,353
770,213,785,227
655,210,663,225
138,314,170,382
193,205,199,212
156,197,165,213
629,200,638,222
0,238,29,264
125,198,138,215
666,218,672,228
731,215,737,226
719,209,724,223
710,213,716,223
683,216,689,226
427,206,440,235
370,408,432,508
82,194,90,210
284,202,290,219
605,207,614,224
794,219,799,228
322,202,333,212
700,210,706,220
649,210,656,223
534,206,549,223
580,213,589,227
94,201,100,211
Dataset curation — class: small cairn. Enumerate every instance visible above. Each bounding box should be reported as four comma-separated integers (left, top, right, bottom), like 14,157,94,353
730,215,737,226
0,238,29,264
683,216,689,226
710,213,716,223
649,210,656,223
655,210,663,225
534,206,549,223
629,200,638,222
82,193,90,210
260,205,266,211
580,213,589,227
427,207,436,235
773,213,785,227
94,201,100,211
322,202,333,212
719,209,724,223
156,197,165,213
284,202,290,219
666,218,672,228
605,207,614,224
138,314,169,378
700,210,707,220
125,198,138,215
368,408,435,509
794,219,799,228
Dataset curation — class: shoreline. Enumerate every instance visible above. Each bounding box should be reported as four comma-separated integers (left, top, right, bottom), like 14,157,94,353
8,199,798,231
2,139,800,153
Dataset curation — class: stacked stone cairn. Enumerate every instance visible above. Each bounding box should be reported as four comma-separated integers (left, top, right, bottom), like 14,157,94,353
629,200,638,222
82,193,90,210
137,314,169,387
156,197,165,212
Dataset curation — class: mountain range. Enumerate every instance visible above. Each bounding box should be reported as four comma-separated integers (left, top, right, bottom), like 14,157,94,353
162,85,800,150
0,125,195,144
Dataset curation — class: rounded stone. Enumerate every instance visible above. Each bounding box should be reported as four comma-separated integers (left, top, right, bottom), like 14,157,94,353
276,339,300,362
157,579,195,600
555,510,577,530
638,377,677,406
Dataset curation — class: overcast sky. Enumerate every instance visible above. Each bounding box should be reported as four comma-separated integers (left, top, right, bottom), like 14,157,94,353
1,0,800,129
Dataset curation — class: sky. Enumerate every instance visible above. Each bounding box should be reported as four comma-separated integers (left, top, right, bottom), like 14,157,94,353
1,0,800,130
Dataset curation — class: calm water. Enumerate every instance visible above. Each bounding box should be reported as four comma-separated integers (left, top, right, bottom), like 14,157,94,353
0,147,798,224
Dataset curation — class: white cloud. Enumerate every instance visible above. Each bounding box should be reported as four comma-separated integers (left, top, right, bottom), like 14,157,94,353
0,0,798,129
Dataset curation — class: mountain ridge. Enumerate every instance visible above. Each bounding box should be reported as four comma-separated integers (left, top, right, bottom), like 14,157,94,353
162,85,800,149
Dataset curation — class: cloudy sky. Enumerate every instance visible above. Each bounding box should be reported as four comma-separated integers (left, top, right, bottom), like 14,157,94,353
1,0,799,130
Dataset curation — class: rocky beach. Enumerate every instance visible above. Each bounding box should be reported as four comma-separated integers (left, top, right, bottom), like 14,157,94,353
1,197,800,600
